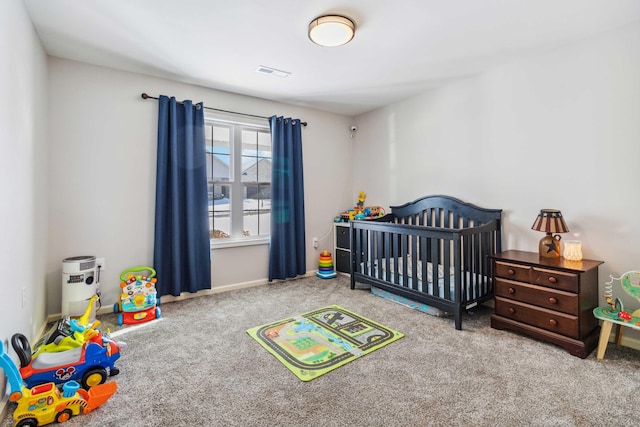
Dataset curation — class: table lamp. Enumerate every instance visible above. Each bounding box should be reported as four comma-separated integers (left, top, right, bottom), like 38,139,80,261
531,209,569,258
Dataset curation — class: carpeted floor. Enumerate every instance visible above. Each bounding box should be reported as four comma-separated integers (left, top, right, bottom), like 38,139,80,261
2,275,639,426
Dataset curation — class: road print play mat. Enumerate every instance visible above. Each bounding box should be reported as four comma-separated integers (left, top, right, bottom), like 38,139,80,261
247,305,404,381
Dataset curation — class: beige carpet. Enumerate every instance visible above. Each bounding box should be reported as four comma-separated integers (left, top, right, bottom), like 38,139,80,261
2,275,639,426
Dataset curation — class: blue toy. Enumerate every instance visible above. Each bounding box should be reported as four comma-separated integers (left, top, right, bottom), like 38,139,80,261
10,332,123,390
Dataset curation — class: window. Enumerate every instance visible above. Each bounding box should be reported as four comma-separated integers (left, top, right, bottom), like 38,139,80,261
205,117,271,244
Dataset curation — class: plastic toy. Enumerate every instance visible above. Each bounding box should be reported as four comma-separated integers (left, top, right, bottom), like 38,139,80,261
338,191,386,221
0,339,117,427
113,266,161,326
31,296,102,357
599,270,640,325
593,271,640,359
356,191,366,211
316,250,337,279
11,331,123,390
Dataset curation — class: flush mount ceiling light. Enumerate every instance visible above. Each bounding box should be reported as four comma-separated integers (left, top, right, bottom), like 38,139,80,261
308,15,355,47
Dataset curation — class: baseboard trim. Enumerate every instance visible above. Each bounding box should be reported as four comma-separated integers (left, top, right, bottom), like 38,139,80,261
46,271,318,323
619,334,640,351
155,279,269,304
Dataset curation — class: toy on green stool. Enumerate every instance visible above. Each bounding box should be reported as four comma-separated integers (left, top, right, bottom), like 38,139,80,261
113,266,161,326
601,270,640,325
316,250,337,279
0,339,117,427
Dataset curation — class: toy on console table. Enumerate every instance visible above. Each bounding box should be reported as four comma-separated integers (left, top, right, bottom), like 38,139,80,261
336,191,386,222
113,266,161,326
0,339,117,427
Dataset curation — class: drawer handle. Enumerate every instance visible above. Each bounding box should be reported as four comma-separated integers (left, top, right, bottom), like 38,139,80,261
507,268,515,275
548,297,557,304
508,307,515,315
548,276,558,284
508,287,515,294
549,319,558,327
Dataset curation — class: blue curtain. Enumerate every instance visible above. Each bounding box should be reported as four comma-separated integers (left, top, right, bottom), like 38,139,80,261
154,95,211,296
268,116,306,281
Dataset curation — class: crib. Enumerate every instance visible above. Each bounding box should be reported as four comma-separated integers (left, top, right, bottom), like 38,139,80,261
350,195,502,330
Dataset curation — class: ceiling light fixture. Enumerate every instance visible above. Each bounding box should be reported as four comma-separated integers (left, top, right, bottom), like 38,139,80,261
308,15,355,47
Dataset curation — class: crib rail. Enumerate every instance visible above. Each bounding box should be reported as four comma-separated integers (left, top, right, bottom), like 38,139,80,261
350,219,501,330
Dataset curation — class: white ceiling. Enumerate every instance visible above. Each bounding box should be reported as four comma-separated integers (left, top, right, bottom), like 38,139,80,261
23,0,640,116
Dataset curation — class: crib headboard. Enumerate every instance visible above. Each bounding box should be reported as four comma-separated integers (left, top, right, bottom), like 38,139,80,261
384,194,502,230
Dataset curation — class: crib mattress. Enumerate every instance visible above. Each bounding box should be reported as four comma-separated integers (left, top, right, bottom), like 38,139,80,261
371,286,450,317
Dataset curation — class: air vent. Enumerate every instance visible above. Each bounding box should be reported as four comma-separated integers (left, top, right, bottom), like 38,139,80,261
256,65,291,78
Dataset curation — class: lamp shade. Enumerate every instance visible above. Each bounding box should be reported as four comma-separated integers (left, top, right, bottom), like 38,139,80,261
308,15,355,47
531,209,569,234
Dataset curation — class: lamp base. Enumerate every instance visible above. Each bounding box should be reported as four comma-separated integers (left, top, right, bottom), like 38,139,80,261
539,233,562,258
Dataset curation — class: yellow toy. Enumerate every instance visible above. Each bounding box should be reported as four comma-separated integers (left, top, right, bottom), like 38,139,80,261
356,191,366,213
31,296,102,358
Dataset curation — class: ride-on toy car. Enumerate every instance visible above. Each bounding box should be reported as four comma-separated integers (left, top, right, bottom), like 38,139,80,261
11,331,123,390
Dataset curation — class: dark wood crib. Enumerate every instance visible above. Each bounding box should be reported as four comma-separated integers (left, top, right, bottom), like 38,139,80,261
350,195,502,330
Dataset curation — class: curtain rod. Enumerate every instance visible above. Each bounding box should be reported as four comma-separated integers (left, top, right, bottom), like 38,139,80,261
141,93,307,126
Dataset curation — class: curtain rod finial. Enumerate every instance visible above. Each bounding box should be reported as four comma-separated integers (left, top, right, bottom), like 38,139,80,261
141,93,149,99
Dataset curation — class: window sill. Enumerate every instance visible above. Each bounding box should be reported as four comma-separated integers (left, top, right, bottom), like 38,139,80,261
210,236,269,249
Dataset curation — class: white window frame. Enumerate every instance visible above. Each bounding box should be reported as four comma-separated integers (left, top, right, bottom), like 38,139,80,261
206,113,271,249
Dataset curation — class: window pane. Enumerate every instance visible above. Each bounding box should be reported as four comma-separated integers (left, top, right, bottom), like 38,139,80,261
242,129,258,157
243,184,270,237
258,132,271,159
206,124,231,182
241,129,271,184
209,184,231,238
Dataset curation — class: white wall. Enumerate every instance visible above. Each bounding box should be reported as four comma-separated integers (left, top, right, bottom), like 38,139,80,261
0,0,48,408
352,22,640,344
47,58,354,315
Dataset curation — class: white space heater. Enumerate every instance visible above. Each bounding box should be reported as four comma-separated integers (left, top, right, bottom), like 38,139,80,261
61,255,99,321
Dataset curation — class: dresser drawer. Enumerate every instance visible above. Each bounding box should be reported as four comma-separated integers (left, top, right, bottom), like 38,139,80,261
495,261,579,293
494,278,579,315
531,267,578,293
495,261,530,282
494,296,580,339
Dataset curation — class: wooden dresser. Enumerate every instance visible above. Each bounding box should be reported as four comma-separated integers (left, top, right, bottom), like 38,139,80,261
490,250,603,358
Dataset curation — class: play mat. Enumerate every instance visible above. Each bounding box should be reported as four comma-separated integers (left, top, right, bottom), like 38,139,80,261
247,305,404,381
